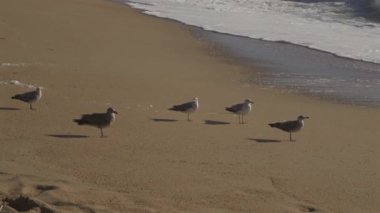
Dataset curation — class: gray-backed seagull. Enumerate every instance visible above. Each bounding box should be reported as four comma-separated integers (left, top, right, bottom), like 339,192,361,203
225,99,253,124
269,115,309,141
11,87,42,110
73,107,118,137
169,97,199,121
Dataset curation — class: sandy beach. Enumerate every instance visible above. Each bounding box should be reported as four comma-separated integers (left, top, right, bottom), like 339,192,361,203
0,0,379,212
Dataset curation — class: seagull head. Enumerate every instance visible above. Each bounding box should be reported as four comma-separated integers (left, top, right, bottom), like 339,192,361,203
297,115,309,120
107,107,118,114
193,97,199,102
244,99,254,104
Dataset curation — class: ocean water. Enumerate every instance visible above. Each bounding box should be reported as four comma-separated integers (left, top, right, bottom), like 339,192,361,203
125,0,380,106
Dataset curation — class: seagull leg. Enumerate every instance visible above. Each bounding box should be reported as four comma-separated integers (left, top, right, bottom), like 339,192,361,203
242,115,245,124
290,132,293,142
100,128,104,137
187,113,190,121
30,103,34,110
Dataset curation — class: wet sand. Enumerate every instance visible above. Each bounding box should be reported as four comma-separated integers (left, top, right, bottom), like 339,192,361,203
0,0,379,212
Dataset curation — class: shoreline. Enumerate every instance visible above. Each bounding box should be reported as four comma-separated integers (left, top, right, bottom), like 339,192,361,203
190,27,380,108
125,1,380,108
0,0,379,212
192,27,380,107
124,0,380,65
125,0,380,65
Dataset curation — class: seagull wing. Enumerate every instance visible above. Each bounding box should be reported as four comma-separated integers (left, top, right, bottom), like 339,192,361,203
169,101,194,112
78,113,110,127
269,120,301,132
12,90,37,102
225,103,244,113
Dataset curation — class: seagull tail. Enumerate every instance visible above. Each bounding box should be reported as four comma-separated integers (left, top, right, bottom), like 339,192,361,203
168,106,179,111
225,107,234,113
73,119,86,125
11,95,21,100
269,123,280,128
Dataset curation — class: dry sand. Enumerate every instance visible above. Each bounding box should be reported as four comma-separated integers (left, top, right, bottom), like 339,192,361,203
0,0,379,212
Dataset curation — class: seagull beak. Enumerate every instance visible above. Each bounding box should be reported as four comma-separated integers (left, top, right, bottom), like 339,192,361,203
304,116,310,119
114,110,118,114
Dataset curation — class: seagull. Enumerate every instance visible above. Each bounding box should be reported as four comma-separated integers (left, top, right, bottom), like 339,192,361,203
73,107,118,137
225,99,254,124
269,115,310,141
168,97,199,121
11,87,42,110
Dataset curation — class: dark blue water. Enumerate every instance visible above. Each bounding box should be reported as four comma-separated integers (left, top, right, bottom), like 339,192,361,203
289,0,380,21
347,0,380,21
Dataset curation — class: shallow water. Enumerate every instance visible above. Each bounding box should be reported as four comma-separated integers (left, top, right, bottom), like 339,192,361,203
193,29,380,107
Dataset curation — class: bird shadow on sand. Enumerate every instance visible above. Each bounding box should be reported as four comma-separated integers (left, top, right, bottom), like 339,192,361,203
247,138,281,143
204,120,230,125
151,118,178,122
0,107,20,111
45,134,89,139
